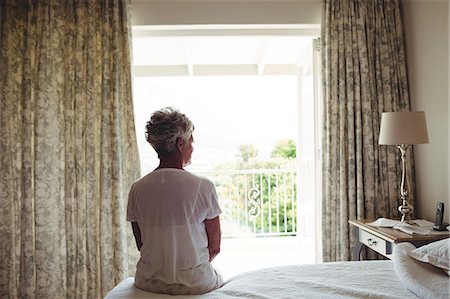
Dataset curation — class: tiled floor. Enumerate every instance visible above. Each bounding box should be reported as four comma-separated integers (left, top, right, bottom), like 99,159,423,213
211,236,316,280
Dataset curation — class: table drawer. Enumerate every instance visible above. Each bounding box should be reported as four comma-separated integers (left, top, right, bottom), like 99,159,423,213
359,230,390,256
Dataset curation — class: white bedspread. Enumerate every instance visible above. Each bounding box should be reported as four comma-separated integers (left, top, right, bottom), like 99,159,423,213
105,260,419,299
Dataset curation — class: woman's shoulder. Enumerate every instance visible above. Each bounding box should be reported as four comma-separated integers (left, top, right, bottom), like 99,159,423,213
188,171,213,181
181,171,215,188
132,169,215,190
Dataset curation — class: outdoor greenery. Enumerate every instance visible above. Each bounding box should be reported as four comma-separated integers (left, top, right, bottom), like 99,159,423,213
211,139,297,236
271,139,296,159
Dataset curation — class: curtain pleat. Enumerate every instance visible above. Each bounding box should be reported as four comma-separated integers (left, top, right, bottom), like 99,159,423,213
0,1,140,298
321,0,415,262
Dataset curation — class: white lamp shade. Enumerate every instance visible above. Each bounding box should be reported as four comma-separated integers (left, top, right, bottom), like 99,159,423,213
379,111,429,145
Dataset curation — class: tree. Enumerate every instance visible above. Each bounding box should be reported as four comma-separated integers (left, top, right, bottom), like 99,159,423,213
237,144,258,162
271,139,296,159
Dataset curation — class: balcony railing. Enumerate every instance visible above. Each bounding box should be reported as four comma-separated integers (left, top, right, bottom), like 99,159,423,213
197,169,297,238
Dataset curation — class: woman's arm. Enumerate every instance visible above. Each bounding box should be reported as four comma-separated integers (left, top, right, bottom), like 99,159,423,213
131,221,143,251
204,216,221,261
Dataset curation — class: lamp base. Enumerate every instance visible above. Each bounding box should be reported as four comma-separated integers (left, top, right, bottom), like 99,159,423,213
398,199,414,224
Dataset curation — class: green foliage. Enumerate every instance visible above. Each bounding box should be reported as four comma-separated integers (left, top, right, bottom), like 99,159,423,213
213,139,298,236
271,139,296,159
216,171,297,235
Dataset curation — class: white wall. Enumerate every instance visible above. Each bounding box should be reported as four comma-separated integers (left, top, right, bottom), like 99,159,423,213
131,0,450,223
131,0,321,26
402,0,450,223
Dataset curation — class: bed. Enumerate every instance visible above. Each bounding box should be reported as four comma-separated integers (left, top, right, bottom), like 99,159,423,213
105,240,449,299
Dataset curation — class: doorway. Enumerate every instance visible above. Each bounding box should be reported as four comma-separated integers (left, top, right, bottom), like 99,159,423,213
131,27,321,278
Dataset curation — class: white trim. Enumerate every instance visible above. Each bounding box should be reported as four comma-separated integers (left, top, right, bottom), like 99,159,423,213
133,24,320,30
132,26,320,37
312,41,322,263
133,64,298,76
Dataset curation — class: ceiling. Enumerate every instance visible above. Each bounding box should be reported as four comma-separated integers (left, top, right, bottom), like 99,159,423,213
132,28,315,76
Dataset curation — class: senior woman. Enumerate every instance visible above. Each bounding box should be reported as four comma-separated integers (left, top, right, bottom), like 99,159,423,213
127,107,223,295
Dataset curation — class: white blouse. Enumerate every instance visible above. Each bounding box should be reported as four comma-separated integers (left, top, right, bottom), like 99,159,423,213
127,168,222,288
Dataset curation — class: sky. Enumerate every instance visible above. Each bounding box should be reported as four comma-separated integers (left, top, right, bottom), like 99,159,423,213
133,75,298,174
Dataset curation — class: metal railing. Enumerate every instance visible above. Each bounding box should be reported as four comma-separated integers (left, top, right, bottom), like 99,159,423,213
197,169,297,238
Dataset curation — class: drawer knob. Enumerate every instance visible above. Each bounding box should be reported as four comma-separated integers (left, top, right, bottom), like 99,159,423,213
368,238,377,246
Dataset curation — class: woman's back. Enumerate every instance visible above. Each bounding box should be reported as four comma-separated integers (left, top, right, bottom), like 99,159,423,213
127,168,221,289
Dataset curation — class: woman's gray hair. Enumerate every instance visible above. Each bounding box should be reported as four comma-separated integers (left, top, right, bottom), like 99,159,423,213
145,107,194,157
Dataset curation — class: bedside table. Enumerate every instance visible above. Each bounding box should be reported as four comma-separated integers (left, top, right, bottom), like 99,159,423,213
348,219,450,261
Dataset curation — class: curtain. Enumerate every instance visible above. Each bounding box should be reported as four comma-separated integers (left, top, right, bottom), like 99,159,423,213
0,1,141,298
321,0,415,262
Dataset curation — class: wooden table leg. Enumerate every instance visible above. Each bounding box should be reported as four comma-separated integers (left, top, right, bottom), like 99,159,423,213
352,229,363,261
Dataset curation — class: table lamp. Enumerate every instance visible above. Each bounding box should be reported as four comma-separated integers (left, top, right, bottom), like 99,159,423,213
378,111,429,223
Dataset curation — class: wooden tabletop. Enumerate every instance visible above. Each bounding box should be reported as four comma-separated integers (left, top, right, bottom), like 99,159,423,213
349,219,450,244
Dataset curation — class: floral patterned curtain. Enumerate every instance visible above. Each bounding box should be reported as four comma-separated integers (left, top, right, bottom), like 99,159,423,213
321,0,415,262
0,1,140,298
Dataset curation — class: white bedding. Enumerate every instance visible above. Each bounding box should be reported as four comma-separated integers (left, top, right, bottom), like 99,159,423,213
393,242,449,299
105,244,449,299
